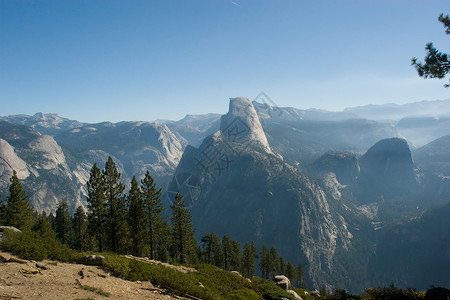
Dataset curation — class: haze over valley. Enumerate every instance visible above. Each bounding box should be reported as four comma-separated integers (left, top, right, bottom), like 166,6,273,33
1,97,449,293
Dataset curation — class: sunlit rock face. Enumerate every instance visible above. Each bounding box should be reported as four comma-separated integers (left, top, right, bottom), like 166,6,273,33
220,97,274,155
0,122,81,213
168,97,354,290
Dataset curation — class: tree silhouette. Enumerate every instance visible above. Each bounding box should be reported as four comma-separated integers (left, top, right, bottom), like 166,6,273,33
412,14,450,87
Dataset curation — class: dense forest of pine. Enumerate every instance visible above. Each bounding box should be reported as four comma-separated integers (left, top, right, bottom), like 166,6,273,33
0,156,305,286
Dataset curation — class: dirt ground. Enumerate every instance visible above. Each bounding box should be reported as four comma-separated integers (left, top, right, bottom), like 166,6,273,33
0,252,181,300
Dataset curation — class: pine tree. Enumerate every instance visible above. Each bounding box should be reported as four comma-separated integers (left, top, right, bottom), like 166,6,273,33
32,213,56,239
103,157,128,253
222,235,232,271
230,239,241,271
4,170,34,230
201,233,223,267
296,263,304,288
86,163,106,252
412,14,450,87
141,170,165,260
222,235,241,271
242,242,257,278
170,191,196,264
127,176,147,257
0,203,5,226
269,246,280,277
260,245,270,279
55,200,73,245
72,206,89,252
286,262,296,285
278,256,285,275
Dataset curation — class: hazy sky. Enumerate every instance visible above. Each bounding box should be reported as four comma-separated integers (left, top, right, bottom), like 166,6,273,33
1,0,449,123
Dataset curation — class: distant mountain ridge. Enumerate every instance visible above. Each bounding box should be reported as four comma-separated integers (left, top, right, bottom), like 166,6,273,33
0,113,85,136
0,98,449,293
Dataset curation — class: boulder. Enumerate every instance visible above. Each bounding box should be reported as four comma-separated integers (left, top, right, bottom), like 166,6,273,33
287,289,303,300
311,289,321,297
0,226,22,233
36,262,49,270
231,271,243,277
78,255,105,266
273,275,291,290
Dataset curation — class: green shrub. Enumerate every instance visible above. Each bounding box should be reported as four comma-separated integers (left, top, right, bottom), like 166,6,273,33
0,230,47,260
0,229,81,262
291,287,316,300
101,254,215,299
362,285,423,300
251,277,294,300
228,288,262,299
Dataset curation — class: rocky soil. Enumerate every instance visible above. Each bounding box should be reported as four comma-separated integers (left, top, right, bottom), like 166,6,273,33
0,252,180,300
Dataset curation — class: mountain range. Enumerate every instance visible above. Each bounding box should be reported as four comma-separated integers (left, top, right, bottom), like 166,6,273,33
0,98,449,292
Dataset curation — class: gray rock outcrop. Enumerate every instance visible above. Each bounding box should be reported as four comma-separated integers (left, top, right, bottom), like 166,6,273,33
274,275,291,290
220,97,274,155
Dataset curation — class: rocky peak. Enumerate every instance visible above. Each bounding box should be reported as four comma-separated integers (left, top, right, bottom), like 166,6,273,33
220,97,273,154
313,151,360,186
357,137,419,203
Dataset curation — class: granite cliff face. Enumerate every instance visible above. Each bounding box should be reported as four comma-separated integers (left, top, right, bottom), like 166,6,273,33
168,97,356,289
414,134,450,177
356,138,419,203
1,99,449,293
55,121,183,179
0,119,186,213
312,151,360,186
219,97,274,154
0,122,82,213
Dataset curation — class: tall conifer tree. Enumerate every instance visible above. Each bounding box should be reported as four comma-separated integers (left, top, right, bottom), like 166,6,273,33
296,263,304,288
32,213,56,239
55,200,73,245
286,262,296,285
201,233,223,267
72,206,89,252
170,191,196,264
141,170,166,260
103,157,127,253
86,163,106,252
260,245,270,279
128,176,147,257
242,242,257,278
222,235,241,271
4,170,34,230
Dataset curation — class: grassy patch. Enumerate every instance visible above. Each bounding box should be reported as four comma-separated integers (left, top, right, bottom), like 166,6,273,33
79,284,111,297
101,253,294,299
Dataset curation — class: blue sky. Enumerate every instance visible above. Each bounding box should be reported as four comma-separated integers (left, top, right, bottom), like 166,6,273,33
1,0,449,123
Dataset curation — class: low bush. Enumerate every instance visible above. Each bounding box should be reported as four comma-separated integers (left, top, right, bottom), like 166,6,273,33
251,277,295,300
0,230,300,299
101,253,293,299
79,284,111,297
0,229,81,262
362,285,423,300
